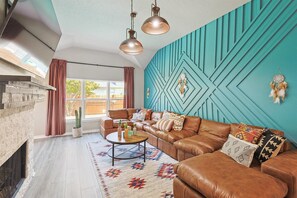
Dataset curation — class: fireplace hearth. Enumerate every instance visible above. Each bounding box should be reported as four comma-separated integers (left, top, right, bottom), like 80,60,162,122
0,143,26,198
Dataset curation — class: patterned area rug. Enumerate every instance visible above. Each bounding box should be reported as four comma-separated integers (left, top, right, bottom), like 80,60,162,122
87,137,177,198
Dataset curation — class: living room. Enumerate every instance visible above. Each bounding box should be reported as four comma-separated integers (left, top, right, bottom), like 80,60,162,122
0,0,296,198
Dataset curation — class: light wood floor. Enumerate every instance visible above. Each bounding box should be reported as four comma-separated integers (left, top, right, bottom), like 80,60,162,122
24,133,103,198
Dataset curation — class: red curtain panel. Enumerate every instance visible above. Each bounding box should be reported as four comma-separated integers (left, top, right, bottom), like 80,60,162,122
123,67,135,108
46,59,67,136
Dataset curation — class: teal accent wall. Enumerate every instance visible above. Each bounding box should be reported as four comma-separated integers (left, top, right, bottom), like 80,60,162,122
144,0,297,144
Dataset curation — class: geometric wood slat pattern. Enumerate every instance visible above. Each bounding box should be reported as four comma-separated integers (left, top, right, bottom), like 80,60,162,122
144,0,297,143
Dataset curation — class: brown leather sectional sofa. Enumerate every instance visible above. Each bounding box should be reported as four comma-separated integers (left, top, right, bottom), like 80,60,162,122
100,108,297,198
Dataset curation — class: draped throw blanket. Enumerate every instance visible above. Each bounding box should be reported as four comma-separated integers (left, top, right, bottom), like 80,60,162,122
123,67,135,108
46,59,67,136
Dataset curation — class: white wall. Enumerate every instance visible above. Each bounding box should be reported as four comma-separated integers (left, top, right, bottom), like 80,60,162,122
33,47,144,136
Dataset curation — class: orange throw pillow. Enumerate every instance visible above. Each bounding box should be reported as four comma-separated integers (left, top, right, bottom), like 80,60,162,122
231,123,264,144
140,108,152,120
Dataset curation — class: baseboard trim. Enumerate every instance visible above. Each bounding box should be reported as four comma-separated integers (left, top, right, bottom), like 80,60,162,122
34,129,100,140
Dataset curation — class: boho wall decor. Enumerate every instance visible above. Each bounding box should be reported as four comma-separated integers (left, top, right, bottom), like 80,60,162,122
178,73,187,98
146,88,150,98
269,73,288,104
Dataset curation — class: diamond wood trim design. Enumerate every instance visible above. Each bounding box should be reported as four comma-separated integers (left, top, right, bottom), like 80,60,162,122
144,0,297,143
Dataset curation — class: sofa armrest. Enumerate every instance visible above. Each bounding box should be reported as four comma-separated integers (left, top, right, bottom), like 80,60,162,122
261,150,297,198
100,116,114,129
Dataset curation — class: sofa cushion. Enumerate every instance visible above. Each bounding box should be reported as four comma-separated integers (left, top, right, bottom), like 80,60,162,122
255,129,286,163
108,109,128,119
135,121,145,130
167,130,196,143
142,120,157,126
143,125,158,136
127,108,136,119
221,134,258,167
174,151,288,198
153,119,174,132
174,135,226,156
183,116,201,133
231,123,264,144
154,130,195,143
262,150,297,198
198,119,230,142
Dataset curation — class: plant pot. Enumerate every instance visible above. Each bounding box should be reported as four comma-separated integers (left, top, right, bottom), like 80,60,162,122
72,127,82,138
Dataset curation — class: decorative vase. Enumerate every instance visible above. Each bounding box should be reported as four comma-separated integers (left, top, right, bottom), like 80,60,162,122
117,126,122,138
133,126,137,135
124,128,129,138
72,127,82,138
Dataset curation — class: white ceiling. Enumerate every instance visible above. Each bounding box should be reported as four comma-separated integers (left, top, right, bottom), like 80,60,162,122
51,0,250,68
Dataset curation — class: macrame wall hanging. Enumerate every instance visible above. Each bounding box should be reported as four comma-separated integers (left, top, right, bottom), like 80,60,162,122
178,73,187,98
269,68,288,104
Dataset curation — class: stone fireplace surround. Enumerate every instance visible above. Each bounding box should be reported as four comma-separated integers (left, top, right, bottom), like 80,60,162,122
0,75,54,197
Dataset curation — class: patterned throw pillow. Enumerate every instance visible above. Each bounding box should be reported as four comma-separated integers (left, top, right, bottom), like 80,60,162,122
221,134,258,167
131,113,145,121
169,113,185,131
139,108,152,120
231,123,264,144
254,129,286,163
153,119,174,132
162,110,172,120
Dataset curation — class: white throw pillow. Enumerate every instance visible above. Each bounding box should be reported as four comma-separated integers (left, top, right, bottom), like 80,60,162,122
221,134,258,167
162,110,171,120
131,113,145,121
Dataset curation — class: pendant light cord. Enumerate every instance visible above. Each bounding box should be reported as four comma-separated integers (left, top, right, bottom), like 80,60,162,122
130,0,134,30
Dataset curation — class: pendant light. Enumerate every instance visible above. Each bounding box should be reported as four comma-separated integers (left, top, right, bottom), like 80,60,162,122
141,0,170,35
119,0,143,55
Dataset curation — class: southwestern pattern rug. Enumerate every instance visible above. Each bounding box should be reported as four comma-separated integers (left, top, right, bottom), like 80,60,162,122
87,138,177,198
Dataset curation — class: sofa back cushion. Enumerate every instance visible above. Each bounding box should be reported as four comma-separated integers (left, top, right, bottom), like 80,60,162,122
183,116,201,133
199,119,230,141
127,108,136,119
151,112,163,122
108,109,128,119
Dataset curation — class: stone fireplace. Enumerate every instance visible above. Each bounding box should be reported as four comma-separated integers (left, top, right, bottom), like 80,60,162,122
0,75,54,197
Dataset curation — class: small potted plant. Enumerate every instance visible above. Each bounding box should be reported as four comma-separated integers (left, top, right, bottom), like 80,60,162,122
72,107,82,138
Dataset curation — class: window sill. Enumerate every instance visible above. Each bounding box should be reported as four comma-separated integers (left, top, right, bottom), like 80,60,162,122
66,115,106,123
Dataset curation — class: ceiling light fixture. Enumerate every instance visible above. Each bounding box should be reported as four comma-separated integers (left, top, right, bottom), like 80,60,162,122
119,0,143,55
141,0,170,35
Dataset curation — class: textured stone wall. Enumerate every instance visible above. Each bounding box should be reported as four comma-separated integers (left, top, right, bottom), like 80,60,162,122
0,81,47,197
0,105,35,197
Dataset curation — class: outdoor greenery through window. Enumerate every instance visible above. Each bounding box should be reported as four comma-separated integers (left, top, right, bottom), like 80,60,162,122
66,79,124,119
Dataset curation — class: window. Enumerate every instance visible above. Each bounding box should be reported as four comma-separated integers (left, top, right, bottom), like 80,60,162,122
66,79,124,119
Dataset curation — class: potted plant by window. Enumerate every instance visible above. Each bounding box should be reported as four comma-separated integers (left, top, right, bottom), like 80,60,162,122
72,107,82,138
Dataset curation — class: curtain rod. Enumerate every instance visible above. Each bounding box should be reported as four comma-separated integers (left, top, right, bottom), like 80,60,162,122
67,61,124,69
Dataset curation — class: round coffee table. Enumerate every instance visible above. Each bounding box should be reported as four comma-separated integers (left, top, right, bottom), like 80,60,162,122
106,132,148,166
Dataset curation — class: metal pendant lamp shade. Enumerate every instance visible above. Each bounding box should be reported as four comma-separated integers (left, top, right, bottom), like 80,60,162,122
119,29,143,55
142,0,170,35
119,0,143,55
